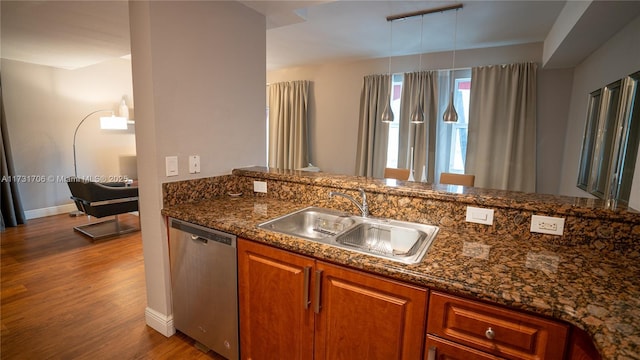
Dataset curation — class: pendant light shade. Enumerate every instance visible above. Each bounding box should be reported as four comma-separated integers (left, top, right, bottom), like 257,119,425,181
443,89,459,123
410,15,425,124
443,9,459,124
410,102,424,124
381,20,395,123
381,101,394,123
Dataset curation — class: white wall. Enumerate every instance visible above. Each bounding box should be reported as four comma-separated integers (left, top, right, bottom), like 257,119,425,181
129,1,265,335
558,14,640,209
267,42,573,195
2,58,135,215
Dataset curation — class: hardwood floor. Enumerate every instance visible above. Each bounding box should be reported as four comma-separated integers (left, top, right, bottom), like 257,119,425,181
1,213,225,360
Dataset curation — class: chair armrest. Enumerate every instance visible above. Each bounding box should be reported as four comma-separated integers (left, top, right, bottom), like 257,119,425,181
89,182,139,201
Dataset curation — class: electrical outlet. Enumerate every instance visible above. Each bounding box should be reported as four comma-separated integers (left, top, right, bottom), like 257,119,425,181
465,206,494,225
530,215,564,236
253,181,267,193
188,155,200,174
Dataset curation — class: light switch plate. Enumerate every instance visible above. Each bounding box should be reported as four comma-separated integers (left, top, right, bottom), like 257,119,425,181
253,181,267,193
465,206,494,225
530,215,564,236
165,156,178,177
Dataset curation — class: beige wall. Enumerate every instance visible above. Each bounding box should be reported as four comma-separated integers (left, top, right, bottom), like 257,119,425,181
559,14,640,209
2,57,135,215
129,0,265,335
267,42,573,195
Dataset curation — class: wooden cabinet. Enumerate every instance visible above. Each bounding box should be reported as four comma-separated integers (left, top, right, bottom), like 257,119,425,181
239,238,593,360
426,292,569,360
238,238,315,360
315,261,427,360
238,238,428,360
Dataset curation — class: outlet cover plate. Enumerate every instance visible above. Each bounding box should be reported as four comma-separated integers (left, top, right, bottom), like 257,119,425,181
253,181,267,193
188,155,200,174
465,206,494,225
530,215,564,236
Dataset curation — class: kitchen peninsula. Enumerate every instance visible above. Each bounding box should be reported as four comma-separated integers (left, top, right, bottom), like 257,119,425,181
161,167,640,360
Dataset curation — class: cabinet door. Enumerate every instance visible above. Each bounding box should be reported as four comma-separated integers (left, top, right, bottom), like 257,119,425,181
314,261,428,360
238,239,315,360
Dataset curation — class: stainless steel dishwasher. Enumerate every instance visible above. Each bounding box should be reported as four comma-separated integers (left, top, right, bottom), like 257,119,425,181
169,218,239,360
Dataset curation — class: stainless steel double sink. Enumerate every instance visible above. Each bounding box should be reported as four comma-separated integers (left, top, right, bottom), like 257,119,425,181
257,207,439,264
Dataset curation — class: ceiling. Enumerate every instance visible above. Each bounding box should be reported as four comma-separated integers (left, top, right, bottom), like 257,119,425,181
2,1,640,71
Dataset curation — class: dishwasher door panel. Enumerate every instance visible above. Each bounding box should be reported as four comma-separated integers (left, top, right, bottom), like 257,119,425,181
169,222,238,360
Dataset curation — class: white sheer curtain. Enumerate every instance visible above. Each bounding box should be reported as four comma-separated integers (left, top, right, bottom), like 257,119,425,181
356,74,390,178
398,71,438,182
466,63,537,192
268,80,310,170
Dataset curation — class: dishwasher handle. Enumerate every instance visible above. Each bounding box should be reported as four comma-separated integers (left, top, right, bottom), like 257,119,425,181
191,235,209,245
170,218,236,247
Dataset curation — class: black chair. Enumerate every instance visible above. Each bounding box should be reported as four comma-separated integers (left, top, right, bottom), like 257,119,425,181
67,177,140,240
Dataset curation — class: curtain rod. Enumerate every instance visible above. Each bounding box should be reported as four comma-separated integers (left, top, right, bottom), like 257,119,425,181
386,3,463,22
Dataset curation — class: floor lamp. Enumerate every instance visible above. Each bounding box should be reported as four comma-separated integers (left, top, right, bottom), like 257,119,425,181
70,109,128,216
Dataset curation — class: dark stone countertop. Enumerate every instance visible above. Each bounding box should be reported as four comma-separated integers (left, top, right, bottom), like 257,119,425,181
162,195,640,360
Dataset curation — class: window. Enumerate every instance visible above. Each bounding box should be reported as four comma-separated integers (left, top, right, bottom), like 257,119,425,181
385,70,471,178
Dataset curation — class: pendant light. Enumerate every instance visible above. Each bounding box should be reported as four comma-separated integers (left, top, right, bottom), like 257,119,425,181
381,20,394,123
410,15,425,124
443,9,459,123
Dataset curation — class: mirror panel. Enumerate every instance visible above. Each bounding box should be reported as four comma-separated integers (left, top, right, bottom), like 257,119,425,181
613,71,640,202
578,71,640,204
577,89,601,190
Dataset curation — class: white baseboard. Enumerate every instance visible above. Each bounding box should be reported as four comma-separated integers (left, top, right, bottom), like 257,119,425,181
25,203,78,220
145,307,175,337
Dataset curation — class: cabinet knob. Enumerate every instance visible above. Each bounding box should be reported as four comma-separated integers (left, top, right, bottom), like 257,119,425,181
485,327,496,340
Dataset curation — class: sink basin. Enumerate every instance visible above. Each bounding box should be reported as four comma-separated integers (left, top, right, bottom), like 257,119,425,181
257,207,438,264
258,207,355,240
335,218,438,264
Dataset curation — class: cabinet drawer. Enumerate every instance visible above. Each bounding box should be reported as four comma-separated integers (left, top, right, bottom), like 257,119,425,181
425,335,502,360
427,292,568,359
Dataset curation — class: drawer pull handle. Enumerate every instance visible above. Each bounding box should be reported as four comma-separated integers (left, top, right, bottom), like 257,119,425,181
485,327,496,340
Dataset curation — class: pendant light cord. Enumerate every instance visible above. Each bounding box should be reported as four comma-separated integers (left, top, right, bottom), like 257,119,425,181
450,9,458,93
388,20,393,97
418,15,423,70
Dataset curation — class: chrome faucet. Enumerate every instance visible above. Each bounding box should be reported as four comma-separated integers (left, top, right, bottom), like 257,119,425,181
329,188,369,217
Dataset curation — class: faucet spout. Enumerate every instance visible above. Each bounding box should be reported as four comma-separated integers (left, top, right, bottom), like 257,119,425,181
329,188,369,217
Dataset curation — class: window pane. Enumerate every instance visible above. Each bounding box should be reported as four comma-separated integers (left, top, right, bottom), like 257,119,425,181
386,74,403,168
447,75,471,174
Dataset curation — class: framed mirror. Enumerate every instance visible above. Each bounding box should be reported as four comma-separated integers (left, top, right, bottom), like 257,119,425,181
577,71,639,204
577,89,601,190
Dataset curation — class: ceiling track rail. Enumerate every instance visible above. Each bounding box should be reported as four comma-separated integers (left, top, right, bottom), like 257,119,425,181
386,3,463,22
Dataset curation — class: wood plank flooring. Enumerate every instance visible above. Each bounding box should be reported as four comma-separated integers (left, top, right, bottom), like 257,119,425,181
1,213,225,359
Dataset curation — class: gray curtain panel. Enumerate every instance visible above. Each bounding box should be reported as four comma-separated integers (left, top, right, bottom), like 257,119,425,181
1,74,27,229
399,71,438,182
466,62,537,192
268,80,310,170
355,74,390,178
